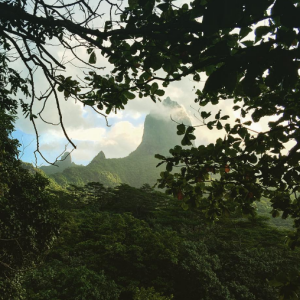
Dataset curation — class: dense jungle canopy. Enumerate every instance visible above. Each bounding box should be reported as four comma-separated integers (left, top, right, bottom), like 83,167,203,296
0,0,300,300
1,3,300,297
1,0,300,244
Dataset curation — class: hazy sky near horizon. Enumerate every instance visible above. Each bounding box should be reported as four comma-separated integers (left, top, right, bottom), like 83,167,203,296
10,0,275,166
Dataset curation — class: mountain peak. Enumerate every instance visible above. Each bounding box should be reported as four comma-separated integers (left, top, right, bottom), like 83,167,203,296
98,151,106,159
40,151,74,175
89,150,106,165
162,97,181,109
130,97,193,156
60,152,72,163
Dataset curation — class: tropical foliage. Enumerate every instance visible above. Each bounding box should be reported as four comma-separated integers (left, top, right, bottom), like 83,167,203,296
0,110,59,299
1,0,300,241
2,1,300,298
22,183,300,300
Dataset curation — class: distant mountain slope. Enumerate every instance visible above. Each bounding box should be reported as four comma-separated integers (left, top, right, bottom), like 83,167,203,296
43,97,192,188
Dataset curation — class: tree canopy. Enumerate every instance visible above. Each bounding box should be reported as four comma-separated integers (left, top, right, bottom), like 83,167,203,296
1,0,300,244
22,182,300,300
0,109,59,298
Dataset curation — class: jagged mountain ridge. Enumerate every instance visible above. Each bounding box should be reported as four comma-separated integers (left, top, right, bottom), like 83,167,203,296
43,98,192,188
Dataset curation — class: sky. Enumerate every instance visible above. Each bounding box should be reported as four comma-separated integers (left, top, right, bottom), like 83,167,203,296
9,0,278,167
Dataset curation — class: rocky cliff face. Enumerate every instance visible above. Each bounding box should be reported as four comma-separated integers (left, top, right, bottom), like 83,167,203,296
60,152,72,166
40,151,75,175
131,97,192,156
43,98,193,187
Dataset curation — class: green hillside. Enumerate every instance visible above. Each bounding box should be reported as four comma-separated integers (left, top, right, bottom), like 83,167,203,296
50,153,164,188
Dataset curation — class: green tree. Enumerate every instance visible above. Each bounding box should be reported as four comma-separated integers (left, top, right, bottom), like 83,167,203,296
25,263,120,300
0,109,59,298
133,287,173,300
1,0,300,243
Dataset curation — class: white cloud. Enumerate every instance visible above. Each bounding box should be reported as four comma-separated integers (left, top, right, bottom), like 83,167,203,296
71,121,144,163
36,120,144,165
63,127,106,141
